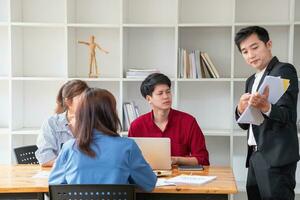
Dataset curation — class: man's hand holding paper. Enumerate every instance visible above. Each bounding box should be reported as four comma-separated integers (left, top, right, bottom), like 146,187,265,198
237,76,290,125
249,86,270,113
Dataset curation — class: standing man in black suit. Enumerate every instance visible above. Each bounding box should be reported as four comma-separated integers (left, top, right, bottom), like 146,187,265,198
235,26,299,200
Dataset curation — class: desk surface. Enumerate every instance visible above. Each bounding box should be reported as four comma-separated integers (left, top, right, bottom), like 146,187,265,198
0,165,237,194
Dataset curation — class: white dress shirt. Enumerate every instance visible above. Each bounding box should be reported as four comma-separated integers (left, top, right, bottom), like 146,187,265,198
248,67,271,146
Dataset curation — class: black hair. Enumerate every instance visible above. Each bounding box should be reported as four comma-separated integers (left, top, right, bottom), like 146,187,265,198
235,26,270,52
140,73,171,98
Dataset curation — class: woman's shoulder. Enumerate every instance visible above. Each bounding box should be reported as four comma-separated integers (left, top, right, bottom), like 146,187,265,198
110,135,135,146
63,138,76,148
103,135,138,151
94,130,135,145
43,112,67,127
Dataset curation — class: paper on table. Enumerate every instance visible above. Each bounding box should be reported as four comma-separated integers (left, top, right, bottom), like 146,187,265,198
164,175,216,185
32,171,50,179
237,76,290,125
156,178,176,187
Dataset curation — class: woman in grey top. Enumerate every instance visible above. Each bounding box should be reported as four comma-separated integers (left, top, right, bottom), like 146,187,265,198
35,80,89,167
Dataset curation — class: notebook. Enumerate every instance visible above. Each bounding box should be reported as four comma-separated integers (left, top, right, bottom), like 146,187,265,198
131,137,172,171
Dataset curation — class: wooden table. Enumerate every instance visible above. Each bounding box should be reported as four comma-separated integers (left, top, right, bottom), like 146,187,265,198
0,165,237,200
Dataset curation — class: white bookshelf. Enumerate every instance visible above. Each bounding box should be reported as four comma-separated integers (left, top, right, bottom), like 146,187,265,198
0,0,300,199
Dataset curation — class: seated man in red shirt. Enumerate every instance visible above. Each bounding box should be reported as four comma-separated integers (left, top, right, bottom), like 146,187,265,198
128,73,209,166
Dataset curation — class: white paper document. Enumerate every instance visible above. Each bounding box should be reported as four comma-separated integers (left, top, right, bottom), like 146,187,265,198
32,171,50,179
163,175,216,185
156,178,176,187
237,76,290,125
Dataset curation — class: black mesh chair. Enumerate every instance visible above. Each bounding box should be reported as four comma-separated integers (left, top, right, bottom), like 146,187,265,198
14,145,39,164
49,184,135,200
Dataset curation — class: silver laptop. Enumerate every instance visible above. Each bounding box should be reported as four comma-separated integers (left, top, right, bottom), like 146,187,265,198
131,137,172,170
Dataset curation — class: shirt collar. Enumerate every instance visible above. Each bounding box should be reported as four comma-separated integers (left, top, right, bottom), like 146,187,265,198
93,129,120,138
255,56,278,78
151,108,173,120
255,66,266,79
150,108,174,130
58,111,69,127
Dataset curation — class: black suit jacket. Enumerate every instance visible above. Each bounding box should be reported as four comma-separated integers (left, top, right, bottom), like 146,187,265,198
236,56,300,167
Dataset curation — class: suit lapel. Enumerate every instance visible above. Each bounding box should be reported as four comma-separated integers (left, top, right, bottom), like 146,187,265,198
252,56,279,142
256,56,279,92
247,76,255,93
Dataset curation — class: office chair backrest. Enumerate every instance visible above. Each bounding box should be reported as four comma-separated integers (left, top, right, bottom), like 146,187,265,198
14,145,39,164
49,184,135,200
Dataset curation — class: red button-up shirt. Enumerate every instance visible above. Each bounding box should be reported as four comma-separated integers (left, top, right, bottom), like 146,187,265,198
128,109,209,165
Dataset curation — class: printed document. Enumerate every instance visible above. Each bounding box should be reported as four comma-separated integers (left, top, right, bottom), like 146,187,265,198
32,171,50,179
237,76,290,125
164,174,216,185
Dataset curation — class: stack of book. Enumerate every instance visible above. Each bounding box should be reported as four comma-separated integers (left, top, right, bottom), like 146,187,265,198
123,102,140,131
126,68,160,79
178,48,220,79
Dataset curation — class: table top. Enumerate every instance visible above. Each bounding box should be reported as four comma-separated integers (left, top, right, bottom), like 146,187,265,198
0,165,237,194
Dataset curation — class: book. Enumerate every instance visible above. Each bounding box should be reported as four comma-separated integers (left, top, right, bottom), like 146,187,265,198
165,174,216,185
199,52,207,78
178,48,184,78
200,52,216,78
203,52,220,78
128,68,159,72
189,52,196,78
178,165,204,171
126,68,160,78
123,103,130,130
194,50,201,78
123,101,140,130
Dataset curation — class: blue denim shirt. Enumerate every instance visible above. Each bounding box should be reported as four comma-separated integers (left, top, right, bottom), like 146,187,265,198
49,130,157,192
35,112,74,164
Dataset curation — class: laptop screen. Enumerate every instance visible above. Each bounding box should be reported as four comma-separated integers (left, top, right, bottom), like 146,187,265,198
130,137,172,170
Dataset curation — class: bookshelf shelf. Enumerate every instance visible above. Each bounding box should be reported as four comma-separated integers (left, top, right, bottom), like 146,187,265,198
178,0,233,24
0,0,9,23
123,24,175,28
202,129,232,136
123,0,176,25
234,22,291,26
11,128,41,135
0,128,10,135
206,136,231,166
11,22,65,27
67,26,121,78
0,80,9,129
179,26,232,78
1,1,300,199
177,78,232,82
11,0,65,23
11,77,66,81
67,24,120,28
233,130,247,137
0,22,9,26
235,0,290,23
66,0,121,25
123,27,176,79
178,23,233,28
0,26,9,77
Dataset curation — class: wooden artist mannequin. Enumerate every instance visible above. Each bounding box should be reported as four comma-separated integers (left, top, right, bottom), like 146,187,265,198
78,35,109,78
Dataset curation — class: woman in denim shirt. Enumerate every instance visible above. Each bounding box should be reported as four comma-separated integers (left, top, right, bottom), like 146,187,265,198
49,88,157,192
35,80,89,167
